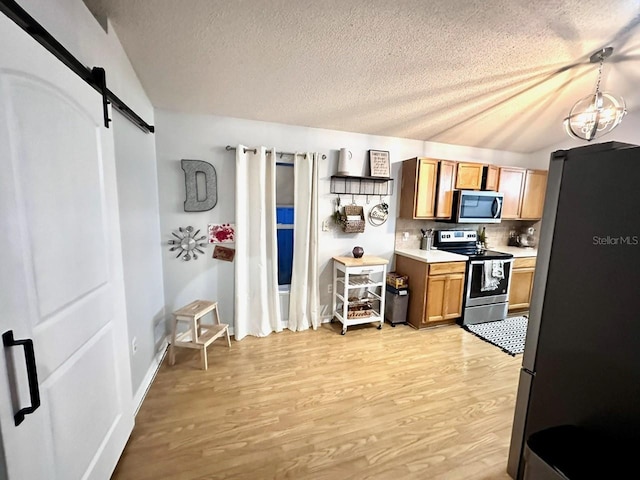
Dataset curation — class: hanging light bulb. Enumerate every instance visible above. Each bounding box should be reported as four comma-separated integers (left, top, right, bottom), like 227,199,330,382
564,47,626,141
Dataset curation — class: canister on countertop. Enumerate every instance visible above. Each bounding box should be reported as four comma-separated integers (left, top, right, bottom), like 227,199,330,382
420,228,434,250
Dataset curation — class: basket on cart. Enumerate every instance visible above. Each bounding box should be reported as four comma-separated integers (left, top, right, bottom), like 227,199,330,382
347,310,372,319
347,300,373,319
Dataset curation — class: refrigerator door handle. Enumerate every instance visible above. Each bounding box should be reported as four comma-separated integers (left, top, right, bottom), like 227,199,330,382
2,330,41,426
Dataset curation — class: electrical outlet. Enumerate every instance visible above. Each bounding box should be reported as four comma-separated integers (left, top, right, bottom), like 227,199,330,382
322,220,329,232
131,337,138,355
328,284,333,294
402,231,410,241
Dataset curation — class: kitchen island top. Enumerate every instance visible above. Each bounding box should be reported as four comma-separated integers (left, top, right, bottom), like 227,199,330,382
395,248,468,264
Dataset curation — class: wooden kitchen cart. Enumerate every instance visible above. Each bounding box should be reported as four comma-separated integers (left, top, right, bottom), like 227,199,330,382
332,255,388,335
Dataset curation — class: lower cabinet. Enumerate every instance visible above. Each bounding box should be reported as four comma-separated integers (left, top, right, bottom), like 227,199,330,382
395,255,466,328
426,270,465,322
508,257,536,311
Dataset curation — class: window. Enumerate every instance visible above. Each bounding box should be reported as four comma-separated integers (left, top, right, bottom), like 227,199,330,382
276,161,294,286
276,206,294,285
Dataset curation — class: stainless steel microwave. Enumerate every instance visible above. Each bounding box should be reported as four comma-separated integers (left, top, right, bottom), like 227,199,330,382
452,190,503,223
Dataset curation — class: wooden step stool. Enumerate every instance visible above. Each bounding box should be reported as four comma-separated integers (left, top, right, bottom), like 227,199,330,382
169,300,231,370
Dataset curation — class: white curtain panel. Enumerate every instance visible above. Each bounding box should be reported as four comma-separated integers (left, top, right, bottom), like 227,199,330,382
234,145,282,340
289,153,320,331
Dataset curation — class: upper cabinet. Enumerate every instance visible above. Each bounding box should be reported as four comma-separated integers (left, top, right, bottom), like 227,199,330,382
520,169,548,220
400,158,460,219
483,165,499,191
399,157,438,219
498,167,526,219
455,162,484,190
498,167,548,220
400,157,548,221
435,160,457,219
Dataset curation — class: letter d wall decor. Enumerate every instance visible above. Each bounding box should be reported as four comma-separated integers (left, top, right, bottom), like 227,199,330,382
181,159,217,212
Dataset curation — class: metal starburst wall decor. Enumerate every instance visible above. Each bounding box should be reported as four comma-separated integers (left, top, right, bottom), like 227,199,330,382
168,226,208,261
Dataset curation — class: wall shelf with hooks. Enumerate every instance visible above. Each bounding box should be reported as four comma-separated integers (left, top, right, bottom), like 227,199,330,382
330,175,394,196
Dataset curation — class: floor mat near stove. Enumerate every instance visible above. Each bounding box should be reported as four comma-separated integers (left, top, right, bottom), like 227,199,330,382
463,315,528,356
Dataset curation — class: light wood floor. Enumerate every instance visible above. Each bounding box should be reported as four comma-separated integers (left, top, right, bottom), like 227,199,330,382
112,322,521,480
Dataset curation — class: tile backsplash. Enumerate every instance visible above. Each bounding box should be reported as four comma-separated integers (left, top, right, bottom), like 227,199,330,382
395,218,540,250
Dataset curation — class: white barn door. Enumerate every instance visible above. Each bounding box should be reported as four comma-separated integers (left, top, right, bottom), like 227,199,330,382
0,13,133,480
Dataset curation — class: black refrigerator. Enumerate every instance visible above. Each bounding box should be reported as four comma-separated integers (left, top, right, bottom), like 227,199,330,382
507,142,640,479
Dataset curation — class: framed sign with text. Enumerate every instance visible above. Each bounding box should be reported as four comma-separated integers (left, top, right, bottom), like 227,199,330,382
368,150,390,178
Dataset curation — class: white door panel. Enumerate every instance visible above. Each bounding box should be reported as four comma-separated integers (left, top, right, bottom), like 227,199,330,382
0,12,133,480
9,76,109,318
34,287,113,379
46,326,121,480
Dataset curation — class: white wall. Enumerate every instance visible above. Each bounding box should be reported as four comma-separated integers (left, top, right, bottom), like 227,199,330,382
155,110,544,332
424,141,532,168
155,111,421,329
18,0,165,400
527,109,640,167
112,116,166,395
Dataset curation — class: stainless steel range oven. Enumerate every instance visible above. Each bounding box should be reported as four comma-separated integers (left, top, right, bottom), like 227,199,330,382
434,230,514,325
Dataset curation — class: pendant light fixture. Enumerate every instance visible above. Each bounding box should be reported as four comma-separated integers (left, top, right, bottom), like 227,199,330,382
564,47,626,141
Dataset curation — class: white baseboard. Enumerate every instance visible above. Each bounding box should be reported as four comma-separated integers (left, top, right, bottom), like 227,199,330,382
133,337,168,416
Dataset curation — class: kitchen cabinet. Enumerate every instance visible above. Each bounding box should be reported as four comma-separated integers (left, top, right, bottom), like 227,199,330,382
426,264,465,322
498,167,526,219
402,158,547,221
509,257,536,311
435,160,457,219
399,157,438,219
498,167,548,220
520,169,548,220
395,255,466,328
332,256,388,335
483,164,499,191
456,162,485,190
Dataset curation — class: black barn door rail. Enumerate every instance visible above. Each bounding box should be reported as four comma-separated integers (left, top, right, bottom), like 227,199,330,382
0,0,155,133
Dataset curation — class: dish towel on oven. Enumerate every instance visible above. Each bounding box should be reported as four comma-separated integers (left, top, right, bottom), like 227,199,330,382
481,260,504,292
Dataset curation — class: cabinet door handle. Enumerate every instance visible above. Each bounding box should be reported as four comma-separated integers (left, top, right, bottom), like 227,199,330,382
2,330,41,426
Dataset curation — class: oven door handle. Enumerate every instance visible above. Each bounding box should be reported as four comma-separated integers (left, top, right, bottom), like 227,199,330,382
470,259,513,265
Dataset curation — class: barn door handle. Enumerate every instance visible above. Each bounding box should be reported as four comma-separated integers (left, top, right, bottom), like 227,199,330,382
2,330,41,426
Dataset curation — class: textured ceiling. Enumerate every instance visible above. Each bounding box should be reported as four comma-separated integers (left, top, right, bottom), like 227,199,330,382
83,0,640,153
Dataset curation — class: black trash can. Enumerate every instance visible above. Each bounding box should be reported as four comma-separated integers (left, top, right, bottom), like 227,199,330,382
384,285,408,326
523,425,634,480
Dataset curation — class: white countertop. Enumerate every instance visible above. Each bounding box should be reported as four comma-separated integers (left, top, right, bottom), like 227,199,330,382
395,248,468,264
490,246,538,257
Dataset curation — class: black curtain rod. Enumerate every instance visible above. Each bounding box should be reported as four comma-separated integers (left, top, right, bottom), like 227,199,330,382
0,0,155,134
225,145,326,159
